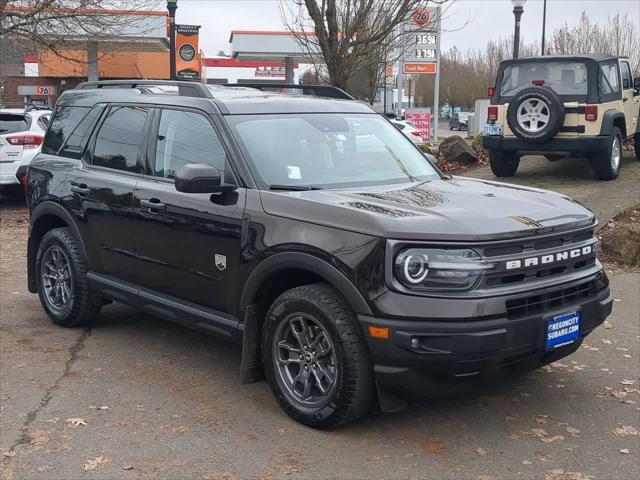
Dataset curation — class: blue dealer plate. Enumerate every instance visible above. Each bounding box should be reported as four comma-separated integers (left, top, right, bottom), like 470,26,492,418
546,311,581,350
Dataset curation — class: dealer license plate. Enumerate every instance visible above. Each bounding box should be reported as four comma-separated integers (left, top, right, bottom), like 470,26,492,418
482,123,503,135
546,311,581,350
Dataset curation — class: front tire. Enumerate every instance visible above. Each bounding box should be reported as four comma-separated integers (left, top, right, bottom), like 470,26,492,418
634,133,639,161
489,150,520,177
36,227,100,327
590,127,622,180
262,283,374,429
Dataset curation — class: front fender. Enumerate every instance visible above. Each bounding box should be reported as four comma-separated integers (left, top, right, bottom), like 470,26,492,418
240,251,373,316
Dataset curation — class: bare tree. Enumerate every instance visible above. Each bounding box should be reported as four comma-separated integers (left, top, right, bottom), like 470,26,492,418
1,0,164,77
279,0,452,93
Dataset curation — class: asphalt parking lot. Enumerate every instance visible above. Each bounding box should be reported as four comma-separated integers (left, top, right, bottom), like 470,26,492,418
1,155,639,480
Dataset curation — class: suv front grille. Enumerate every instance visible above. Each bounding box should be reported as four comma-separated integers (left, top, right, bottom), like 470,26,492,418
477,229,597,289
506,280,596,319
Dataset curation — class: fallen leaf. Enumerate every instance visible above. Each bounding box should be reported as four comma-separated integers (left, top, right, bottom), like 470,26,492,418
30,431,49,445
3,451,16,458
66,417,87,427
613,425,639,436
522,459,532,465
623,354,632,359
540,435,565,444
122,465,135,470
566,427,581,435
534,415,549,424
603,321,613,329
620,379,635,386
601,339,612,345
423,438,446,454
475,447,487,456
84,456,109,471
620,449,630,454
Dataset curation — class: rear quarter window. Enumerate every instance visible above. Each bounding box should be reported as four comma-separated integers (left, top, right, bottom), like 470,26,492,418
42,106,90,156
0,114,29,135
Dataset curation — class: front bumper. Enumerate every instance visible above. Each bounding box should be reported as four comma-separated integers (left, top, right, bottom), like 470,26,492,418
360,277,612,398
483,135,609,154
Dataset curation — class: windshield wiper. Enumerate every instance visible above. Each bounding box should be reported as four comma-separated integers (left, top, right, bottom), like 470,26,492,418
269,184,323,191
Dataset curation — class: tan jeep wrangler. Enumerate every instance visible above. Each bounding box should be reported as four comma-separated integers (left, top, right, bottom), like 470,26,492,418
483,54,640,180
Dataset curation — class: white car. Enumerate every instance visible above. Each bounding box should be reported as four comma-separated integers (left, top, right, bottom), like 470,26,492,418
0,107,51,194
390,119,427,145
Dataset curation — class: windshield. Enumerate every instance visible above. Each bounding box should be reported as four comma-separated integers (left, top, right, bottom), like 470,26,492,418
228,114,439,189
500,61,588,97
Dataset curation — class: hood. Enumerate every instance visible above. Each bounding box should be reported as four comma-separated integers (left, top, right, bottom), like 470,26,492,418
259,177,595,241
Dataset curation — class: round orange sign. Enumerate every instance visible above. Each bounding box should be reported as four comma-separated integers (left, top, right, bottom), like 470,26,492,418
412,7,430,26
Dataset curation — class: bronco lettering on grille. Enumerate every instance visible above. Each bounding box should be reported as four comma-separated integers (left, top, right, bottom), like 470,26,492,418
505,245,593,270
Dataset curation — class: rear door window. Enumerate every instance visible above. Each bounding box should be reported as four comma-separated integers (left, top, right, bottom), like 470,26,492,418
42,106,89,155
91,106,148,173
600,62,621,101
0,114,29,135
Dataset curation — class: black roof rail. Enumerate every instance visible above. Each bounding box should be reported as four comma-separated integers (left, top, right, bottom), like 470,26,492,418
224,83,355,100
76,80,213,99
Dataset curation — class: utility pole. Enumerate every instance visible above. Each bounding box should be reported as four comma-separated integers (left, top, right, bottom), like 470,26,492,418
167,0,178,80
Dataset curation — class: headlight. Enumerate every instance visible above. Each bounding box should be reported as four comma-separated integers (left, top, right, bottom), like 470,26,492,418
394,248,495,291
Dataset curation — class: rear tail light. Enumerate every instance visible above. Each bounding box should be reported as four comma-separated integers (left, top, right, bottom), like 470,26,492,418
6,134,44,149
487,106,498,123
532,80,545,86
585,105,598,122
487,87,495,97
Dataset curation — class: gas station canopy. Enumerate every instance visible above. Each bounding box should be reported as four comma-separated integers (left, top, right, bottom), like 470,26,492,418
229,31,321,63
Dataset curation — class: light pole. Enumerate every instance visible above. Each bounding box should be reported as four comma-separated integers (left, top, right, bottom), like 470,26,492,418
511,0,526,59
541,0,547,55
167,0,178,80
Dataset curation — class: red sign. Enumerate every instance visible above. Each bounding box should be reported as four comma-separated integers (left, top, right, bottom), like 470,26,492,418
412,7,430,26
405,112,432,141
403,62,437,74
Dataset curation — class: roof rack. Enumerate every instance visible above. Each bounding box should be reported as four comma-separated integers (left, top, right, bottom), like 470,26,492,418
76,80,213,99
224,83,355,100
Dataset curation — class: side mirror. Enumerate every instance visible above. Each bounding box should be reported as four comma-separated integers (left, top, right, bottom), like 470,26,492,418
634,77,640,94
174,164,235,194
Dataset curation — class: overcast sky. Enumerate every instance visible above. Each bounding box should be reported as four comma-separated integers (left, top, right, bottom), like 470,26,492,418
174,0,640,56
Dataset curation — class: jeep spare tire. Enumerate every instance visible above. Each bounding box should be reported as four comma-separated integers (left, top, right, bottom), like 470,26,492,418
507,87,564,144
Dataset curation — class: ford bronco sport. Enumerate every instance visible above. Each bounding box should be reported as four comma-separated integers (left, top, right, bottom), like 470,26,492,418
26,80,612,428
483,54,640,180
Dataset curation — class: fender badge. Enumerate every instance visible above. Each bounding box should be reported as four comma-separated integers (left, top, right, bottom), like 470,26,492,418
215,254,227,271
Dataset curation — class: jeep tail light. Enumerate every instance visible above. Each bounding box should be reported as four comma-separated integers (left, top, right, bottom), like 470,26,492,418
585,105,598,122
6,134,44,149
487,87,495,97
487,106,498,123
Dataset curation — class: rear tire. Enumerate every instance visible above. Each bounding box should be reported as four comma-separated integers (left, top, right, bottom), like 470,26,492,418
590,127,622,180
262,283,374,429
489,150,520,177
635,133,639,161
36,227,100,327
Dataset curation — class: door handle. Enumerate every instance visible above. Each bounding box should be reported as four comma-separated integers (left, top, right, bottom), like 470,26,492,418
140,198,166,211
71,184,90,196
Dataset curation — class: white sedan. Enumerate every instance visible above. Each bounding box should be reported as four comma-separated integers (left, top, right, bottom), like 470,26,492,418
390,119,427,145
0,107,51,194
